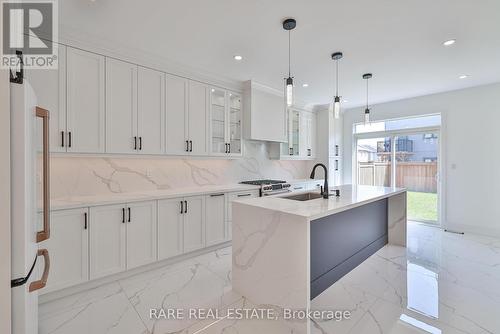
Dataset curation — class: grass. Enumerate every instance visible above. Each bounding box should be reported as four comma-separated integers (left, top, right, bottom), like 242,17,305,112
407,191,438,222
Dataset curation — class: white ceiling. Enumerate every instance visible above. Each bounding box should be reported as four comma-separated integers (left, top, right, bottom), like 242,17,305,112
60,0,500,108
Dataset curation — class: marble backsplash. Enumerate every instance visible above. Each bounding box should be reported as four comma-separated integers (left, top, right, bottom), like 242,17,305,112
48,141,312,200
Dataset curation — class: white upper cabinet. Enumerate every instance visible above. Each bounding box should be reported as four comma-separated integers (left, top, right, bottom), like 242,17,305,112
210,88,243,156
126,201,157,269
165,74,189,155
188,80,208,155
105,58,138,154
301,111,316,158
66,47,105,153
28,44,67,152
205,193,226,246
138,67,165,154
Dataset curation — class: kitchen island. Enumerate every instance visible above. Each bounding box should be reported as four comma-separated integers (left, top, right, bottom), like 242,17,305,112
231,184,406,333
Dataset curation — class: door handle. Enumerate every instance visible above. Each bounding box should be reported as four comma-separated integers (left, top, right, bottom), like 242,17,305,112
184,200,188,213
36,107,50,243
289,147,293,155
128,207,131,222
68,131,72,148
186,140,189,152
228,143,231,153
210,193,224,197
237,193,251,197
61,131,64,147
139,137,142,150
122,208,125,223
189,140,193,152
84,212,88,230
225,143,228,153
180,201,184,214
29,249,50,292
134,136,137,150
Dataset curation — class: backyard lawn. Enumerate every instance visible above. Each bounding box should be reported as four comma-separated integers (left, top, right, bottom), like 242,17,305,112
407,191,438,222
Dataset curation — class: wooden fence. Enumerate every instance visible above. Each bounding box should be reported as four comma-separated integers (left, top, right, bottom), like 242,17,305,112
358,162,437,193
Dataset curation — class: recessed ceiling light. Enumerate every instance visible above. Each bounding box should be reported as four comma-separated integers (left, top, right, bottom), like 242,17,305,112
302,83,309,87
443,39,456,46
233,55,243,61
459,75,468,79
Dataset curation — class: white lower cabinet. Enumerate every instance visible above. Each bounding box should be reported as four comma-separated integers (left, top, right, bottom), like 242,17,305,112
183,195,206,252
206,193,226,246
126,201,157,269
158,198,184,260
39,208,89,293
90,200,157,279
226,190,260,240
90,204,127,279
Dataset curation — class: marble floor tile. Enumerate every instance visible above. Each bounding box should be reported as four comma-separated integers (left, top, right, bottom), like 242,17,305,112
39,222,500,334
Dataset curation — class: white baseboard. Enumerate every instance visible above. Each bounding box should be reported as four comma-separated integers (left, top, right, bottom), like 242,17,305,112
442,221,500,238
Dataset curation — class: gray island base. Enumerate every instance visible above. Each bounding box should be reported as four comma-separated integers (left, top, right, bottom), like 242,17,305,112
232,185,407,333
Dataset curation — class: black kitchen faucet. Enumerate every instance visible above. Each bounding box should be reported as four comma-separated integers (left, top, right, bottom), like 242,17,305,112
310,163,329,199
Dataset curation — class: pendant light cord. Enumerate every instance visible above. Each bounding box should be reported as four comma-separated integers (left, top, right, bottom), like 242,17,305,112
366,78,369,110
288,30,291,77
335,60,339,96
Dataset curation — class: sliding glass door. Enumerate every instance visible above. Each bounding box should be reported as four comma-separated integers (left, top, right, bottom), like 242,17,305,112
355,127,440,225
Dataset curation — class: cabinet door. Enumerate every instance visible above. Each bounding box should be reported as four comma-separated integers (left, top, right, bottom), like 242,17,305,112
209,88,227,155
138,67,165,154
188,80,208,155
183,195,205,252
28,44,66,152
290,110,300,156
105,58,138,154
228,92,243,156
158,198,184,260
89,204,126,279
205,194,226,246
126,201,157,269
40,208,88,293
166,74,188,155
309,112,317,158
66,47,105,153
299,113,309,158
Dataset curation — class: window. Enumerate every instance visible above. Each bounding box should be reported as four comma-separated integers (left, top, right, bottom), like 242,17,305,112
354,114,441,134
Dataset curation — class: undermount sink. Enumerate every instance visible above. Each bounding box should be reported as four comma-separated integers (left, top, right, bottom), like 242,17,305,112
282,192,324,201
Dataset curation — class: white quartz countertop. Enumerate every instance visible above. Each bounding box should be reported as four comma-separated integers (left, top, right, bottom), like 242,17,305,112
233,184,406,221
48,183,261,211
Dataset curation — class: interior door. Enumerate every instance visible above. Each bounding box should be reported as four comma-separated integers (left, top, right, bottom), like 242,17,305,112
39,208,88,293
183,195,205,252
165,74,188,155
188,80,208,155
27,44,67,152
126,201,157,269
105,58,138,154
66,47,105,153
205,194,226,246
138,67,165,154
89,204,126,279
158,198,184,260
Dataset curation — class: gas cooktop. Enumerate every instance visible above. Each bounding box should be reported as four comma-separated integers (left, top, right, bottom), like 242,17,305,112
240,179,287,185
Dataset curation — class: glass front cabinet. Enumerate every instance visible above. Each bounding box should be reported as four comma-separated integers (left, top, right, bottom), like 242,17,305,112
210,88,242,156
271,108,316,160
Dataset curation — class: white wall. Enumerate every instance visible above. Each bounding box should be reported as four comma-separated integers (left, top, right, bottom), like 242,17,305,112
343,83,500,236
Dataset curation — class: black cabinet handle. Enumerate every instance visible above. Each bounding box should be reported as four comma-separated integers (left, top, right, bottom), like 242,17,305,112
180,201,184,214
210,193,224,197
134,136,137,150
61,131,65,147
128,207,131,222
122,208,125,223
335,160,339,171
139,137,142,150
224,143,228,154
184,200,188,213
189,140,193,152
186,140,189,152
237,193,251,197
68,132,72,148
228,143,231,153
335,145,339,156
289,147,293,155
84,212,87,230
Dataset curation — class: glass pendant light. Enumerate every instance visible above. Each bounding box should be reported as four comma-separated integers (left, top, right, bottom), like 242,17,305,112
283,18,296,107
362,73,372,123
331,52,343,119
